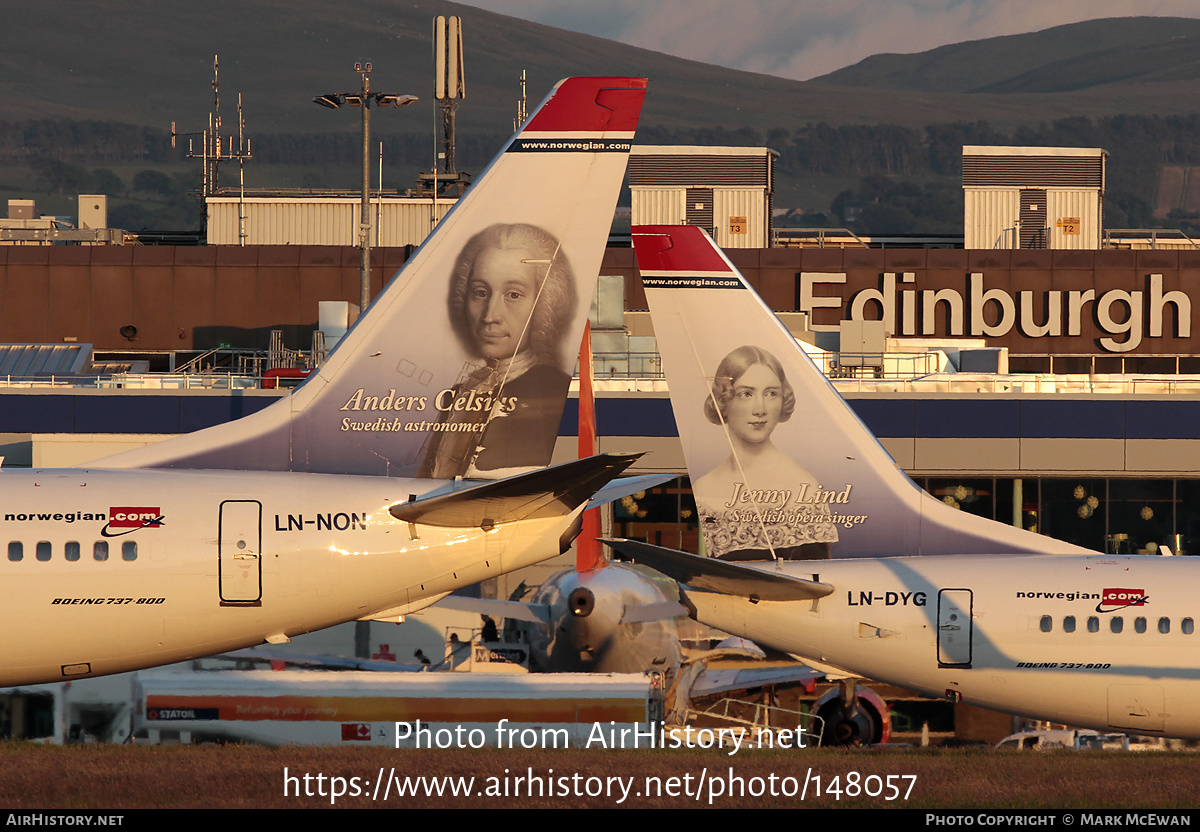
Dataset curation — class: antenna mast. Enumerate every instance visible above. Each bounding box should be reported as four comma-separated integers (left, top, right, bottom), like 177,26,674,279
171,55,253,236
514,69,528,132
418,16,470,199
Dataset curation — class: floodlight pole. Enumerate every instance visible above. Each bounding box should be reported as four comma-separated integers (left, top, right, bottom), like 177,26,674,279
314,65,417,313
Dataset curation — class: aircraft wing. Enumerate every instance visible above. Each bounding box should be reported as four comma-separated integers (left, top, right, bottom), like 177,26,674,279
619,601,689,624
390,453,642,528
433,595,552,625
687,665,825,699
602,538,834,602
217,649,422,673
586,474,675,511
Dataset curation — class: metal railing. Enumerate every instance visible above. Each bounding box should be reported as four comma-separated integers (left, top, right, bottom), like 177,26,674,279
773,227,870,249
591,352,663,379
827,351,941,379
91,346,270,374
686,697,824,748
0,373,265,390
268,330,314,370
6,342,1200,397
829,373,1200,396
174,345,229,375
1103,228,1200,250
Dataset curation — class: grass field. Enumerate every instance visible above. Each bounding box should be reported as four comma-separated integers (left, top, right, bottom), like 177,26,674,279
1,742,1197,809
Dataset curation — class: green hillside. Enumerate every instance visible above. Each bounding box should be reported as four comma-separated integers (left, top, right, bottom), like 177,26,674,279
812,16,1200,94
8,7,1200,232
6,5,1200,137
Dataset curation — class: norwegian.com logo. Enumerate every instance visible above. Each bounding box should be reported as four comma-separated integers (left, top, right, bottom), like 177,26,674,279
101,507,165,537
1096,587,1148,613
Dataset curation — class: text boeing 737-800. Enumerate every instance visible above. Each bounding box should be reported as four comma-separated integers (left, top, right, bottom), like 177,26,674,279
605,224,1200,740
0,77,648,687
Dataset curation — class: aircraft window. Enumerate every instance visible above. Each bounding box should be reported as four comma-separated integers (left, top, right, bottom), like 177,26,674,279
93,541,108,562
7,542,21,562
1087,616,1099,633
65,542,80,562
1063,616,1076,633
1184,618,1195,635
1159,617,1170,634
1111,617,1123,634
1039,615,1052,632
36,541,51,562
1135,617,1147,634
122,541,137,562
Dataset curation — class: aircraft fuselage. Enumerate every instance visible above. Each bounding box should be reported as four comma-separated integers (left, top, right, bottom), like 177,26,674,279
1,468,574,686
684,554,1200,738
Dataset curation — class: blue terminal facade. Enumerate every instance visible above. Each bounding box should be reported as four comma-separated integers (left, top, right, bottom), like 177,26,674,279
4,381,1200,558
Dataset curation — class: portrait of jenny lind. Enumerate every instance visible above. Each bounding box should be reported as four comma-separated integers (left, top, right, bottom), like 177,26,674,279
419,223,576,479
692,345,837,560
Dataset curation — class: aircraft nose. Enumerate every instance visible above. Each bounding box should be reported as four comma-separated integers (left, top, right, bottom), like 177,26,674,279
569,587,596,617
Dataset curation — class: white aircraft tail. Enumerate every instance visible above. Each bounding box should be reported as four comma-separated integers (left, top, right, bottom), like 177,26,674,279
633,224,1092,559
98,78,647,478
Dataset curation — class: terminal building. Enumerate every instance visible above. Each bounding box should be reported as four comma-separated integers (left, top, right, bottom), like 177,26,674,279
8,239,1200,559
4,142,1199,559
3,145,1199,743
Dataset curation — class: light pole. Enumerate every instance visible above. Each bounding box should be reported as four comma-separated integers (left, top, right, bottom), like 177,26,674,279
314,63,417,312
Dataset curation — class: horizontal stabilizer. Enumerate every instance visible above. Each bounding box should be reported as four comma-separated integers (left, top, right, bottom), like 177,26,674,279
602,538,834,602
220,649,420,673
391,453,642,528
586,473,675,510
619,600,689,625
363,591,453,622
434,594,551,625
688,665,825,700
703,637,766,660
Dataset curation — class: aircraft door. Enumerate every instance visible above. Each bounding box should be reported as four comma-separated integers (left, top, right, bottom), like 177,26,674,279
219,500,262,605
937,589,973,668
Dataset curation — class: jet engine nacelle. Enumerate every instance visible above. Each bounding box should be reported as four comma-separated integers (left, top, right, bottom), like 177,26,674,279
569,587,596,617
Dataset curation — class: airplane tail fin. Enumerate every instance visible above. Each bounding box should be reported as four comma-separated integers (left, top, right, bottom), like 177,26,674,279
98,78,647,478
633,224,1091,558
